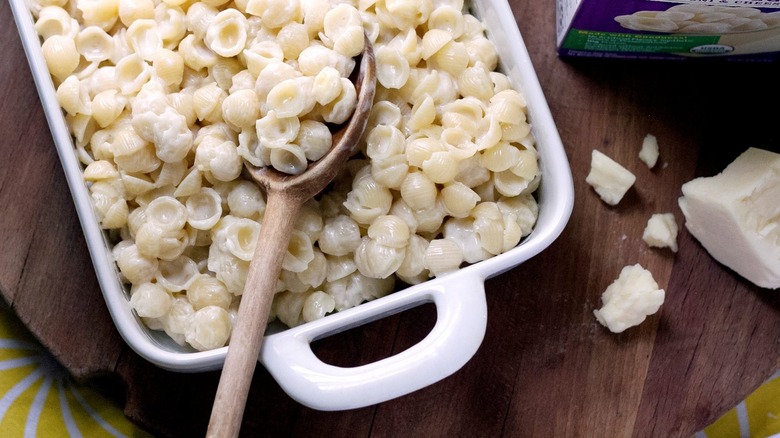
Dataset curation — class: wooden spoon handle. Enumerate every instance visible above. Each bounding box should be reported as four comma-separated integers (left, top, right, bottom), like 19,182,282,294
206,190,303,438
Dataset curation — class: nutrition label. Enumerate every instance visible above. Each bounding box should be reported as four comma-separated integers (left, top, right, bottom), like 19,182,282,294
562,29,720,53
648,0,780,8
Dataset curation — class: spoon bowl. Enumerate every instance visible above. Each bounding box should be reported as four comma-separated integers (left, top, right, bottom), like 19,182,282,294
206,35,376,438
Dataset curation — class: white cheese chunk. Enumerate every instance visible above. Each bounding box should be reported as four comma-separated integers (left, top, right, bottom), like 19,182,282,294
642,213,678,252
678,147,780,290
585,150,636,206
639,134,659,168
593,264,665,333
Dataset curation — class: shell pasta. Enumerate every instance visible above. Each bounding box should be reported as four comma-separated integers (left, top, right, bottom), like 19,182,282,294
30,0,542,352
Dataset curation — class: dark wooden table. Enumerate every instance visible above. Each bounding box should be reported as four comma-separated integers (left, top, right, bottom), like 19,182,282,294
2,1,780,437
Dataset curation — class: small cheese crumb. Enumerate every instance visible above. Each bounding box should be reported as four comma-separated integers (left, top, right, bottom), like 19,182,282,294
642,213,678,252
593,264,665,333
585,150,636,206
639,134,659,168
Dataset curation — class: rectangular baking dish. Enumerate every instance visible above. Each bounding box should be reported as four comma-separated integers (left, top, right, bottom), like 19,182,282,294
10,0,574,411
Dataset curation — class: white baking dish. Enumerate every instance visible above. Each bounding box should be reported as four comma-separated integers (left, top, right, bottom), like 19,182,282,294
10,0,574,411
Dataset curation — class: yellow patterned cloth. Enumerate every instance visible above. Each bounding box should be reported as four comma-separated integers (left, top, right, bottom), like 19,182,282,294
0,302,151,437
696,371,780,438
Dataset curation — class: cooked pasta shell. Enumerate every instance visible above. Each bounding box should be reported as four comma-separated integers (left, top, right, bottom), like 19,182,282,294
118,0,154,26
312,67,341,106
354,238,405,279
405,136,444,167
187,274,232,310
156,256,199,292
427,5,464,38
421,28,452,60
65,113,97,148
441,182,479,218
510,148,539,180
35,6,77,40
366,125,404,161
422,150,458,184
115,142,161,174
375,46,410,90
75,26,114,62
152,48,184,86
395,234,429,280
320,78,357,124
186,3,217,39
242,40,284,77
91,89,126,128
126,19,162,61
56,75,89,116
489,89,527,124
221,89,259,130
474,115,502,151
237,129,271,167
267,76,315,118
117,243,159,284
205,9,248,57
457,63,493,100
501,121,531,143
430,41,469,77
168,90,196,127
319,215,361,256
277,21,310,59
155,3,187,47
465,36,498,70
283,230,315,272
440,127,477,160
256,110,300,148
178,34,218,72
480,142,520,172
502,216,523,252
155,159,188,187
129,283,171,318
367,100,402,128
186,187,223,230
493,169,531,198
193,82,226,122
296,119,332,161
185,306,232,351
367,215,410,249
400,171,437,210
269,143,308,175
121,171,156,198
115,53,152,95
41,34,80,79
325,254,357,282
112,125,146,156
301,290,335,323
227,181,266,219
407,95,436,133
135,223,189,260
174,166,203,198
146,196,188,231
76,0,119,31
474,216,503,255
423,239,463,277
83,159,119,181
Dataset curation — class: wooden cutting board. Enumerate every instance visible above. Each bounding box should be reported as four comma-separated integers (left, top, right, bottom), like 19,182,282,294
2,1,779,437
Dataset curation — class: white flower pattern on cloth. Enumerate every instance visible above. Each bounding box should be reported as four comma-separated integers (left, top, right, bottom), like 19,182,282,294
0,303,149,437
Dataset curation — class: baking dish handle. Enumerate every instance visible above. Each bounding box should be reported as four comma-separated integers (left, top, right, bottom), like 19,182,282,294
259,271,487,411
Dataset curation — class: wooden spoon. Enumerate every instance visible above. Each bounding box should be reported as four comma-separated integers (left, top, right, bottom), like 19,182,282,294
206,36,376,437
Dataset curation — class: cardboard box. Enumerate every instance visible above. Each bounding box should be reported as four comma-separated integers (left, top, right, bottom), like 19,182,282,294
556,0,780,61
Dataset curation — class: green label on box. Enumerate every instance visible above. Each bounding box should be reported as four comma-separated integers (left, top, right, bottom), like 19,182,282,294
563,29,720,53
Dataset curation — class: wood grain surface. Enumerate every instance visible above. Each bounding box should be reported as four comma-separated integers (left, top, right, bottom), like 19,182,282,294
2,0,780,437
